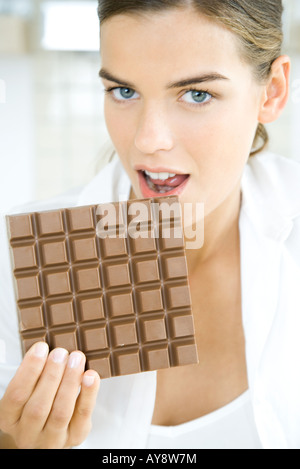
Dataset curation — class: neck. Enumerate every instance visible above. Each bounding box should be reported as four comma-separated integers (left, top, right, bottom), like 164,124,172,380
185,182,242,273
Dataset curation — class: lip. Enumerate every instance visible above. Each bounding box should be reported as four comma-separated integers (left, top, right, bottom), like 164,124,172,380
137,170,191,198
134,164,188,176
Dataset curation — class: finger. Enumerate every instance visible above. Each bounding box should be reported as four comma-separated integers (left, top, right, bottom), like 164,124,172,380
20,348,69,440
0,342,49,431
67,370,100,447
44,351,86,437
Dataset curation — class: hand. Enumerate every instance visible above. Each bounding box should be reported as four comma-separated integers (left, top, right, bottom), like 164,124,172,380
0,342,100,449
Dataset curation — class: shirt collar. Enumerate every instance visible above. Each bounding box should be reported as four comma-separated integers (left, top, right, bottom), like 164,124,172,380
77,155,131,207
240,152,300,242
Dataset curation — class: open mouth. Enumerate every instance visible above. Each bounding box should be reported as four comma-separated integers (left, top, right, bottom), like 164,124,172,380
138,170,191,198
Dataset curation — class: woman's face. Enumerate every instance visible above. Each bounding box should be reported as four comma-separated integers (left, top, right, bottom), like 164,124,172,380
100,8,264,216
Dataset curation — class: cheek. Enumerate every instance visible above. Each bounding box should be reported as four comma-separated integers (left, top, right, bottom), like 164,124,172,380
175,99,257,211
179,98,257,177
104,101,139,185
104,101,133,153
190,99,254,141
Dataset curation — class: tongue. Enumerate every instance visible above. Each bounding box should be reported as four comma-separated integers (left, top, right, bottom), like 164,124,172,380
150,174,189,187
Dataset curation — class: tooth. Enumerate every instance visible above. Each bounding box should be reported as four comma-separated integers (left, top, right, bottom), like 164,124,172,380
144,170,177,180
158,172,170,180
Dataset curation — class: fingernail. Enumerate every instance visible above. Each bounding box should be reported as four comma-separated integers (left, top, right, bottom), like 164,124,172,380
68,351,83,369
82,373,95,387
51,348,68,364
33,342,48,358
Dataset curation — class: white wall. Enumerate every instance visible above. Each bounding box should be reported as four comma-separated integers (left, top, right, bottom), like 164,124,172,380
267,0,300,163
32,50,109,201
0,57,35,214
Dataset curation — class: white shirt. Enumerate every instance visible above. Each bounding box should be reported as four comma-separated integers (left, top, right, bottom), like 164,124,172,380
146,391,263,449
0,150,300,449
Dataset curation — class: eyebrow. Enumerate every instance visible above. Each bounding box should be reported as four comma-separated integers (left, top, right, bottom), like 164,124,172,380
99,68,229,89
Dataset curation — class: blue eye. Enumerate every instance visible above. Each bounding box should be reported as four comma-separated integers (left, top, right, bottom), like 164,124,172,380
182,90,212,105
105,86,213,106
108,87,139,101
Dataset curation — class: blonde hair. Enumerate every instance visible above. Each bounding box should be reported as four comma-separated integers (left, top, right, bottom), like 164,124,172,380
98,0,284,156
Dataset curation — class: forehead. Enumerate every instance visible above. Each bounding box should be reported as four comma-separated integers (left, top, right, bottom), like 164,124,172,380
100,9,244,80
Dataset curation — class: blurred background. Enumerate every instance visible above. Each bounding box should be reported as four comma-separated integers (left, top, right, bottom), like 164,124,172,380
0,0,299,214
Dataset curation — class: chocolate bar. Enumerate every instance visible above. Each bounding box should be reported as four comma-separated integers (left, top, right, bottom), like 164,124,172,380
6,195,198,378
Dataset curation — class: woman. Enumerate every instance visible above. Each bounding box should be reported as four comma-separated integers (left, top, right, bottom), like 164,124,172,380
0,0,300,449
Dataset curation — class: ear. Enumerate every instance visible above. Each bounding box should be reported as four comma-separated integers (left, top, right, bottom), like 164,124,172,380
258,55,291,124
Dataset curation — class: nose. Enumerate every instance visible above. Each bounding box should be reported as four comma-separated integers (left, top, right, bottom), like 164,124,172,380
134,105,174,155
